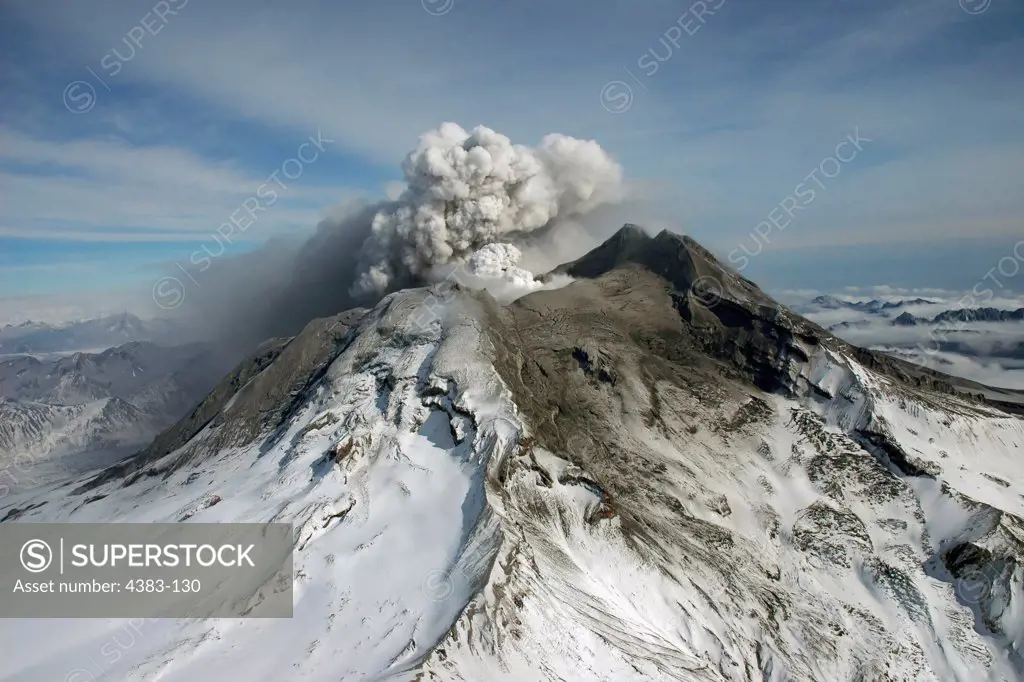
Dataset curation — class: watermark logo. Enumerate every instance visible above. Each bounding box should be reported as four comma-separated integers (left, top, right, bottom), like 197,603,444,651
954,565,994,605
690,275,725,308
149,129,334,312
61,0,189,114
406,265,473,332
0,451,49,499
960,0,991,14
421,568,456,602
727,127,872,272
600,0,726,114
63,618,151,682
420,558,475,603
917,241,1024,361
152,276,186,310
62,81,98,114
3,523,293,618
600,81,634,114
422,0,455,16
20,539,53,573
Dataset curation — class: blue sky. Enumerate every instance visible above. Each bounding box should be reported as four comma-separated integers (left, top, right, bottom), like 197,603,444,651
1,0,1022,312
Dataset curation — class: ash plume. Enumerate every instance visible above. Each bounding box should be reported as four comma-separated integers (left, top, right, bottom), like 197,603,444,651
350,123,624,296
466,243,534,284
158,123,626,355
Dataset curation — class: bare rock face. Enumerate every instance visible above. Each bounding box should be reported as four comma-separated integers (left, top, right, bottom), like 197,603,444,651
546,225,831,400
793,501,873,568
558,225,1024,413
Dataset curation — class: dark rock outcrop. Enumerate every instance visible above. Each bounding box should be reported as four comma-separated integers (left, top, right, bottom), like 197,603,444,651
891,312,920,326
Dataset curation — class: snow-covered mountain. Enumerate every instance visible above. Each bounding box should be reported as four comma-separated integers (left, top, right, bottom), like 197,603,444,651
0,341,226,484
809,296,939,315
0,397,153,481
879,309,1024,328
0,312,175,355
1,226,1022,681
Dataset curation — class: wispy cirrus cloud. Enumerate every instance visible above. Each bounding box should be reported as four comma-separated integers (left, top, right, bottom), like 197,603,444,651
0,127,353,242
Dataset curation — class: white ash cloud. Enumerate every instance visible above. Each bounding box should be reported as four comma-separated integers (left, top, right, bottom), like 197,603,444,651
465,243,537,289
350,123,624,297
429,241,572,305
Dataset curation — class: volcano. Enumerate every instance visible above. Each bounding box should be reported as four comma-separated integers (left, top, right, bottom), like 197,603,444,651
2,226,1022,681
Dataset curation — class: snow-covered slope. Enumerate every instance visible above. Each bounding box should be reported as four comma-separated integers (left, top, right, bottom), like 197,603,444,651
0,397,152,466
1,227,1021,682
0,290,518,681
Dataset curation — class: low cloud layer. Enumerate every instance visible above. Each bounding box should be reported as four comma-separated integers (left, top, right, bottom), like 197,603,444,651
793,291,1024,390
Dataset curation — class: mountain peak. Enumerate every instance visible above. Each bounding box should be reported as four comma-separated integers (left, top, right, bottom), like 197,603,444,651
549,223,654,279
556,224,780,321
540,224,1024,412
536,225,833,396
892,311,919,326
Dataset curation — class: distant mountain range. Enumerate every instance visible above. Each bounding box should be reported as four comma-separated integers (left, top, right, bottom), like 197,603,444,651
888,307,1024,327
809,295,1024,329
0,340,226,482
809,295,938,312
0,312,177,355
814,300,1024,367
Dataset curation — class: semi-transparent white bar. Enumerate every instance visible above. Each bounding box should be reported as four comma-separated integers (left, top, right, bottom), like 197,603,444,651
1,523,293,618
